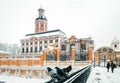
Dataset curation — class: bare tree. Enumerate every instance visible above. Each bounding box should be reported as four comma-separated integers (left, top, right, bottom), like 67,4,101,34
0,42,21,56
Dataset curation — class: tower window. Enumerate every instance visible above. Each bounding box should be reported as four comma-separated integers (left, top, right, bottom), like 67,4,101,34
36,22,39,27
90,40,93,44
41,23,44,27
114,44,117,48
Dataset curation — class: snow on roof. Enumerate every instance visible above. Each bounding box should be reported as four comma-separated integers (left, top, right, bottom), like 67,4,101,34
21,29,66,40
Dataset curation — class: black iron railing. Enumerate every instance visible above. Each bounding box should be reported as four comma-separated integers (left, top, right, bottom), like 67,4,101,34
46,65,91,83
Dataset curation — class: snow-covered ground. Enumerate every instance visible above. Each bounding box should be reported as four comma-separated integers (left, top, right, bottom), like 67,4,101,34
87,66,120,83
0,75,48,83
0,66,120,83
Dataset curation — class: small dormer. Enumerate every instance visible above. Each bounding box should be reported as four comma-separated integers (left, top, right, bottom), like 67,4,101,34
111,36,120,50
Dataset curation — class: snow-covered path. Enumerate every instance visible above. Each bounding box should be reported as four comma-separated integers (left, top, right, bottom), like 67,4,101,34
87,66,120,83
0,66,120,83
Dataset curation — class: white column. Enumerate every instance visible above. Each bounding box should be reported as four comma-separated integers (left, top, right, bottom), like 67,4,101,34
30,70,33,78
0,69,1,74
28,42,30,53
8,69,10,76
5,69,8,76
14,70,17,76
41,69,44,78
17,69,20,77
37,40,40,53
58,37,61,48
26,70,28,78
24,41,26,53
33,41,35,56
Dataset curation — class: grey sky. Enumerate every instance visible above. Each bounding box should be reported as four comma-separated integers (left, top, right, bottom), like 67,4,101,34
0,0,120,49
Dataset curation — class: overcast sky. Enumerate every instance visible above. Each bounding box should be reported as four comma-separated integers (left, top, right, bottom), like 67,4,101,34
0,0,120,49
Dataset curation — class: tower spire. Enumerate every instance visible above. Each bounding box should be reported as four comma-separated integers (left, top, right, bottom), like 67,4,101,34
38,0,44,16
40,0,43,9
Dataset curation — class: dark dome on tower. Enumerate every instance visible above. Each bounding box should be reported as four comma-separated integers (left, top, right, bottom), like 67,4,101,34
35,8,47,21
36,16,47,21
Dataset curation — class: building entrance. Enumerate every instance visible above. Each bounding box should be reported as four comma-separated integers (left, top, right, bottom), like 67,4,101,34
94,47,117,67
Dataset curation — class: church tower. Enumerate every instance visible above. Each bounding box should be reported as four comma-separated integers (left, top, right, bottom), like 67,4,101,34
35,8,47,33
111,36,120,50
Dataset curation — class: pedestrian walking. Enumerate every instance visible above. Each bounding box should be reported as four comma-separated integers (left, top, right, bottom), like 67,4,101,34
107,62,110,72
111,61,115,73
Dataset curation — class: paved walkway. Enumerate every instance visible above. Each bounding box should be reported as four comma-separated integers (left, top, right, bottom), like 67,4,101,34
86,66,120,83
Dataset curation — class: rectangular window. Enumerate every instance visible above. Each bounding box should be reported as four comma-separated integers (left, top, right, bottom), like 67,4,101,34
55,39,58,43
62,45,66,51
30,47,33,52
26,42,29,46
40,41,42,44
44,46,47,48
44,40,47,43
56,45,58,47
35,47,37,52
26,47,28,53
81,44,86,50
31,42,33,45
22,43,24,46
40,46,42,51
22,48,24,53
35,41,37,44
